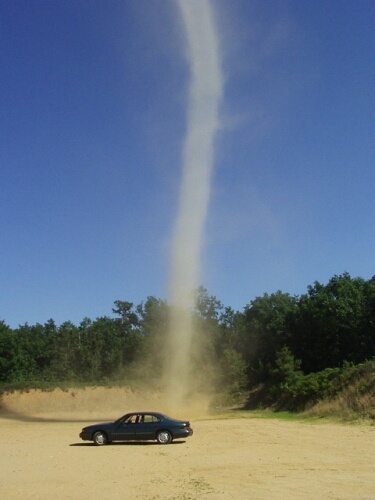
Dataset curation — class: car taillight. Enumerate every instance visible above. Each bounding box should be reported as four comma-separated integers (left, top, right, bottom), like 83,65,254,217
183,423,190,429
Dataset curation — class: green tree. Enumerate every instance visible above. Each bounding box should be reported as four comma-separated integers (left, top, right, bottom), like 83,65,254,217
360,276,375,360
193,286,223,323
291,273,368,372
192,287,224,354
192,288,248,394
112,301,139,330
132,296,170,379
49,321,80,381
243,291,298,380
76,317,123,380
112,300,144,371
0,321,17,383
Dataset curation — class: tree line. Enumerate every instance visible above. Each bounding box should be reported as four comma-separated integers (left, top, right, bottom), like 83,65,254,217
1,273,375,406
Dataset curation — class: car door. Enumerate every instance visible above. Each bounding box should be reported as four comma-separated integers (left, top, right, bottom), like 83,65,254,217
111,415,137,441
135,414,160,440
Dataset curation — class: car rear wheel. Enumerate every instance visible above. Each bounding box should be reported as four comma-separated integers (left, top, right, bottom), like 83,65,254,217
156,430,172,444
93,431,108,446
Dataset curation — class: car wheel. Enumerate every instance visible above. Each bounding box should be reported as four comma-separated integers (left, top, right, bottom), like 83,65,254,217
93,431,108,446
156,430,172,444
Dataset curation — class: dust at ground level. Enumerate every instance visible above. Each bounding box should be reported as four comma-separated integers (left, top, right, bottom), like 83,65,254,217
0,388,374,499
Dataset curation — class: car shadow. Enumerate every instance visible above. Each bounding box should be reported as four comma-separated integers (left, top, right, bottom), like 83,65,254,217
70,440,186,447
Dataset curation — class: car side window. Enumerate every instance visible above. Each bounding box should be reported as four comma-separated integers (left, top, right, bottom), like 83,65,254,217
124,415,137,424
144,414,160,423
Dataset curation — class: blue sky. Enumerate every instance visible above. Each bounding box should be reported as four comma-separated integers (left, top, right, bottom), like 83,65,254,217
1,0,374,328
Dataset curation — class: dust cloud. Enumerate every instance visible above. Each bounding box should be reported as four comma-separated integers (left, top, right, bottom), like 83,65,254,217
0,387,211,421
164,0,223,414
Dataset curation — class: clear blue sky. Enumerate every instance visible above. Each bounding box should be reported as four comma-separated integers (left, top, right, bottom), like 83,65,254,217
1,0,374,328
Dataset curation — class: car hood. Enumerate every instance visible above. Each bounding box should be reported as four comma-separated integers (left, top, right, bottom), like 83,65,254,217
82,422,113,431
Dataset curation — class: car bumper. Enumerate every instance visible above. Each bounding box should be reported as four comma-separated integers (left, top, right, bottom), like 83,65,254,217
174,428,193,439
79,432,91,441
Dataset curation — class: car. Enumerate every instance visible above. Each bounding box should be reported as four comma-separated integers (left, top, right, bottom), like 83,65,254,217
79,411,193,445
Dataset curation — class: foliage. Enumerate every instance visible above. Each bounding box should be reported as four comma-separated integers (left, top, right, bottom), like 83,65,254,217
1,272,375,415
289,273,371,372
217,347,248,394
241,291,298,380
267,348,375,413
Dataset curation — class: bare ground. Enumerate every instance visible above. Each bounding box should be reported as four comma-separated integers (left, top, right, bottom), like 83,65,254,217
0,388,374,499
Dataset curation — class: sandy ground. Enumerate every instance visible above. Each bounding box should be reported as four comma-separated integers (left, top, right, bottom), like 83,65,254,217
0,388,374,499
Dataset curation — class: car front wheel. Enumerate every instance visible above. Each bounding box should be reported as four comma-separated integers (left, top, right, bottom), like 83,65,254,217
156,430,172,444
93,431,108,446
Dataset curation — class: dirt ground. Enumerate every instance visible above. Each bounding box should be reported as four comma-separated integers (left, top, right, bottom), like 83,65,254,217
0,388,374,499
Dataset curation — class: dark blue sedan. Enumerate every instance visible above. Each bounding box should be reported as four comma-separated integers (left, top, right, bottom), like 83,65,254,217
79,412,193,445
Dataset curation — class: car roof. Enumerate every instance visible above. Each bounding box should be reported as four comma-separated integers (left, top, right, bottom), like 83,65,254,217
125,412,166,418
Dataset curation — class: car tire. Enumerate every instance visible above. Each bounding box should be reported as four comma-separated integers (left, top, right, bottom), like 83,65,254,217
156,430,172,444
93,431,108,446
